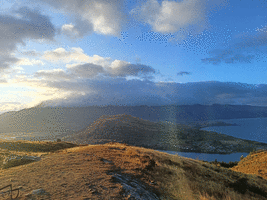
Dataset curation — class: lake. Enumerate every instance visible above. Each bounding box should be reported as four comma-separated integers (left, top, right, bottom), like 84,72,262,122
201,117,267,143
157,117,267,162
157,150,248,162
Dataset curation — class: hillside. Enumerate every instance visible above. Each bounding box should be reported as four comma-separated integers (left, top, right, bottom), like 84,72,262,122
1,104,267,137
0,142,267,200
231,149,267,180
63,114,267,154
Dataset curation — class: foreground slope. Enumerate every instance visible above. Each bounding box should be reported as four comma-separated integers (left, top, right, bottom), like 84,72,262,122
231,150,267,179
1,142,267,199
64,114,267,154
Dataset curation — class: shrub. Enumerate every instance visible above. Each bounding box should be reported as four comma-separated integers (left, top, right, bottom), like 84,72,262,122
3,158,35,169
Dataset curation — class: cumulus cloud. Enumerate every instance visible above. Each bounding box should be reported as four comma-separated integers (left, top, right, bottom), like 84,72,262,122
40,47,156,80
42,47,91,63
35,60,155,81
16,58,44,66
0,7,55,71
130,0,207,39
61,23,80,38
40,0,125,36
177,71,192,76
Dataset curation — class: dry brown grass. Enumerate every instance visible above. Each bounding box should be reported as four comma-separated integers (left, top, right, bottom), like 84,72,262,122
0,142,266,199
231,149,267,180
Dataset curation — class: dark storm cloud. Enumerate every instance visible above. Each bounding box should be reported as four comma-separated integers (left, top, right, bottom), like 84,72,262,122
39,79,267,107
0,7,55,71
35,62,156,81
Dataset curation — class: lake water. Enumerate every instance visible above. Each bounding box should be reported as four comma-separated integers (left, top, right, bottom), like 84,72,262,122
157,150,248,162
201,117,267,143
157,117,267,162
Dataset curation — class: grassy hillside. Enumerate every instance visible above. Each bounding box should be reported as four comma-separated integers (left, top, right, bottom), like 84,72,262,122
231,149,267,180
0,142,266,199
63,114,267,154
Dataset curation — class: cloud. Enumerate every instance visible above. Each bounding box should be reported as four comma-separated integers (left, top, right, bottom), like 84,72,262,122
16,58,44,66
68,63,105,78
41,47,156,79
0,7,55,71
4,77,267,113
35,60,155,80
202,47,256,65
20,50,42,57
108,60,156,78
0,102,24,114
0,55,19,73
35,69,72,80
235,27,267,49
61,23,80,38
40,0,125,36
130,0,207,38
36,80,267,107
177,71,192,76
42,47,91,63
202,24,267,65
0,79,7,83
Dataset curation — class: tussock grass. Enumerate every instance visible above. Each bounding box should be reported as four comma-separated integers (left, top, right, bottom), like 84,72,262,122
131,147,267,200
0,141,266,199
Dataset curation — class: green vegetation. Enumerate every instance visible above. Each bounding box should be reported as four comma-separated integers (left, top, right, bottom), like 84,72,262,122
0,141,78,152
0,141,79,169
2,157,36,169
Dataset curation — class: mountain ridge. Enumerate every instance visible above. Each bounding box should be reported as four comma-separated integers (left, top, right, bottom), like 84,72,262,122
63,114,267,154
1,104,267,136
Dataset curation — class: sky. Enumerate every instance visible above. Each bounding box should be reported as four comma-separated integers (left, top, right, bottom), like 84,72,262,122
1,0,267,113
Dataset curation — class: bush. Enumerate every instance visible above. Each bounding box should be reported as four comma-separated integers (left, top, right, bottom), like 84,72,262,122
3,158,35,169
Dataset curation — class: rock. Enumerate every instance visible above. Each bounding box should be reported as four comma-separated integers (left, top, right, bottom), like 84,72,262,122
3,155,41,165
111,173,159,200
31,189,47,195
25,188,50,199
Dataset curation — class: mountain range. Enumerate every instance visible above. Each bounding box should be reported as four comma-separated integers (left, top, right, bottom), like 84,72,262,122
1,104,267,135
